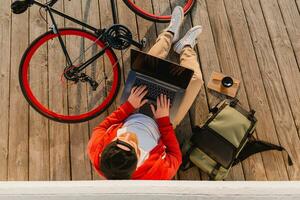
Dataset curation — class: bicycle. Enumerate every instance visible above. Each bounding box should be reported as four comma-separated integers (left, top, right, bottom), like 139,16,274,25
11,0,196,123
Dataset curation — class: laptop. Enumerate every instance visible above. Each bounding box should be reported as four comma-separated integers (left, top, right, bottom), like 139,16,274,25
121,49,194,122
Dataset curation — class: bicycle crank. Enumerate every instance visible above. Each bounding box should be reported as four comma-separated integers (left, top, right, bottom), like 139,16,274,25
103,24,147,50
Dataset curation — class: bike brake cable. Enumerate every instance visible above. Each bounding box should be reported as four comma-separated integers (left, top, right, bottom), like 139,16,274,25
94,47,130,90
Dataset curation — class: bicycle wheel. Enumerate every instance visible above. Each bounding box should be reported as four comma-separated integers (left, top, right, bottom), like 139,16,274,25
123,0,195,23
19,28,121,123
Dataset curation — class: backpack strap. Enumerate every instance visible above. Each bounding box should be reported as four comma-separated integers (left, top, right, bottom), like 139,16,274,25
180,145,196,171
180,126,204,171
234,139,293,166
229,98,239,107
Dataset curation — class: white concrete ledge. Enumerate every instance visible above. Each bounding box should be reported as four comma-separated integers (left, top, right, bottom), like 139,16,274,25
0,181,300,200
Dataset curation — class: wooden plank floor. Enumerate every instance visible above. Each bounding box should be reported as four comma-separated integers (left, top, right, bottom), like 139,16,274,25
0,0,299,181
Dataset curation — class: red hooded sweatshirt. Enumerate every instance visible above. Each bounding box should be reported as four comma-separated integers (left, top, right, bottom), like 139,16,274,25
87,101,182,180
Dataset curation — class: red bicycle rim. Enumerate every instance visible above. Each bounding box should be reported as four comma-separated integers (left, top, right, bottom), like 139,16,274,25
125,0,194,20
21,29,119,122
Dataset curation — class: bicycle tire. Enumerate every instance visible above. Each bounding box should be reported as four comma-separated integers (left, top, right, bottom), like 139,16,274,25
19,28,121,123
122,0,196,23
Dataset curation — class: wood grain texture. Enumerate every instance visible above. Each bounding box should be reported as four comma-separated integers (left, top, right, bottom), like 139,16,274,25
28,0,50,181
116,0,139,101
48,0,71,181
223,0,268,180
259,0,300,180
117,0,139,75
205,0,247,181
0,0,11,181
188,1,221,181
167,0,202,180
297,0,300,12
262,0,300,133
98,0,122,108
80,0,103,181
134,0,157,51
81,0,104,181
277,0,300,74
8,1,29,181
151,0,172,33
242,0,298,180
64,0,92,181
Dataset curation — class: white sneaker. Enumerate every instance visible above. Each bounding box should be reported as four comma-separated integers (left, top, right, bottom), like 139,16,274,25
173,26,203,54
164,6,184,43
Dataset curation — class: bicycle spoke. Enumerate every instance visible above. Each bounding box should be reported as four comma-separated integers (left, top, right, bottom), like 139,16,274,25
69,35,103,67
22,29,120,122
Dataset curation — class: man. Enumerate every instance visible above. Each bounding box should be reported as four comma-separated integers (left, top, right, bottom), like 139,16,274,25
88,6,203,180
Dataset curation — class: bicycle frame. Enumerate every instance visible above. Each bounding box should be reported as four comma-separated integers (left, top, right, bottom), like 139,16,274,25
33,0,120,30
31,0,140,81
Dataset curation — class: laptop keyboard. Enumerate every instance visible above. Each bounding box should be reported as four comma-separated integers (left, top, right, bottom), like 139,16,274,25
134,78,176,105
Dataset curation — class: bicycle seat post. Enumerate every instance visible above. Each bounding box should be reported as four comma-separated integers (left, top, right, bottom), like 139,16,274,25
110,0,119,24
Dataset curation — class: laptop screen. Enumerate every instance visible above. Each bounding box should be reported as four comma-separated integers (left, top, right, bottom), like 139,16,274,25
131,49,194,89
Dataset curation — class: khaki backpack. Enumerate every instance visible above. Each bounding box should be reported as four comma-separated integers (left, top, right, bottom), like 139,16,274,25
181,99,293,180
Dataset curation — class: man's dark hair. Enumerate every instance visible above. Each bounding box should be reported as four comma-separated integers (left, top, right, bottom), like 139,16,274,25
100,139,138,179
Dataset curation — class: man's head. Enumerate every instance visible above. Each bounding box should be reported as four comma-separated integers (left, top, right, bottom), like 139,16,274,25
100,132,140,179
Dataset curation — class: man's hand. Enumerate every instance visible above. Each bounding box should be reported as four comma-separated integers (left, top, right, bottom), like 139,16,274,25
127,85,148,109
150,94,170,119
